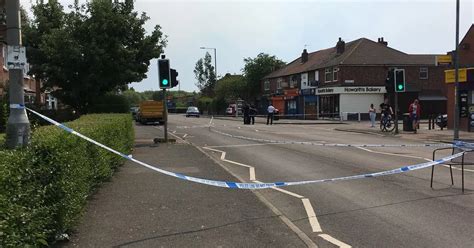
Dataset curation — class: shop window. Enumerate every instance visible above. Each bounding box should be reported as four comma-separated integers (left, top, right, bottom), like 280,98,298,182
325,68,332,82
419,67,428,79
333,67,339,81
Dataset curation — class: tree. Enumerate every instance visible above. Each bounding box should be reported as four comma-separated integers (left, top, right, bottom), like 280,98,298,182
24,0,167,113
242,53,286,101
194,52,216,96
122,89,145,106
215,74,247,102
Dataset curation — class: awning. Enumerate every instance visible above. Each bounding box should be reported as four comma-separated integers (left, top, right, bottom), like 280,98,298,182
418,95,448,101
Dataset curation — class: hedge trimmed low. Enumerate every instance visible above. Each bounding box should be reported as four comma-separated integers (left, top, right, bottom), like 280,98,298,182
0,114,133,247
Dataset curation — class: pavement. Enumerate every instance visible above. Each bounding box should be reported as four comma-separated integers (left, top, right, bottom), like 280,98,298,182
58,123,308,247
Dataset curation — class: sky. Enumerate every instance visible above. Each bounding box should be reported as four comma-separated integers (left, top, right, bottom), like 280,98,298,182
22,0,473,92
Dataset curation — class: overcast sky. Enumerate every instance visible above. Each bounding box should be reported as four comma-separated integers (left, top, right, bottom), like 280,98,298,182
23,0,473,92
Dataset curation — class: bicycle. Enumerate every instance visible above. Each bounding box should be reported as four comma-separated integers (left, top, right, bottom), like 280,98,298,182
380,113,395,132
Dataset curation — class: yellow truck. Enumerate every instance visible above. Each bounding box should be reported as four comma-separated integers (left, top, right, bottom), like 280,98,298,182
136,100,164,124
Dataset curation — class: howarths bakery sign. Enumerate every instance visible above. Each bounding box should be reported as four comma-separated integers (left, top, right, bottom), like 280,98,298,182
317,87,386,95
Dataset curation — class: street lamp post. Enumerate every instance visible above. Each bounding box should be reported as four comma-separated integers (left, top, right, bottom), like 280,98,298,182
200,47,217,78
453,0,460,140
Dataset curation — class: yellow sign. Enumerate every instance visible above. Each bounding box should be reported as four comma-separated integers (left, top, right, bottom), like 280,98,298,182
437,55,452,65
445,68,467,83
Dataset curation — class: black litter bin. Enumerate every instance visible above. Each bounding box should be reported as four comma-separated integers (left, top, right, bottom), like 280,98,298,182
403,113,413,131
273,110,279,121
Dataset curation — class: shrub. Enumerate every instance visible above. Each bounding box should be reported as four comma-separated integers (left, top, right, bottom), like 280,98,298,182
0,113,133,247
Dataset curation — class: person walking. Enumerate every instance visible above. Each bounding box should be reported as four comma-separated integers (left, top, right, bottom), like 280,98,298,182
409,99,421,133
369,103,376,127
267,103,275,125
249,105,257,125
243,103,250,125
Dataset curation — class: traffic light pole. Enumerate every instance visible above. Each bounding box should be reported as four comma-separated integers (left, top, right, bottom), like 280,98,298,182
5,0,30,149
163,88,168,143
394,92,399,134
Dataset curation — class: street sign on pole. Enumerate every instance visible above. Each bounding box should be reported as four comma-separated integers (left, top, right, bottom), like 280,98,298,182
5,0,30,148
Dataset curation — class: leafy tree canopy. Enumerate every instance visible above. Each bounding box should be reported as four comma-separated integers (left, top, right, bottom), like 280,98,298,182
24,0,167,113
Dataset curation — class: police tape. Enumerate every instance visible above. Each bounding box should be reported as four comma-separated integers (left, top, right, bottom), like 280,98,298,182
208,124,459,148
11,104,467,189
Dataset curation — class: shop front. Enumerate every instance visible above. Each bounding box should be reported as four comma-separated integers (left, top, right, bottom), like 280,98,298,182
300,88,317,119
446,68,474,131
317,86,386,120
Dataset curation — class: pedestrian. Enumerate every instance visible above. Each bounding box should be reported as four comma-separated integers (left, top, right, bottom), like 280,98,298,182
250,105,257,125
243,103,250,125
369,103,376,127
409,99,421,133
267,103,275,125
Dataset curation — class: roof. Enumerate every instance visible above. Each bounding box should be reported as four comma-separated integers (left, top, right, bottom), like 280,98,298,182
265,38,438,79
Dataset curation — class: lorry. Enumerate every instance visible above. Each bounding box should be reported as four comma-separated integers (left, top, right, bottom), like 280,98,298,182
136,100,164,125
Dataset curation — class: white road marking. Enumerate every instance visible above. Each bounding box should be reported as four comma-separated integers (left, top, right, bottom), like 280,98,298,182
302,198,323,233
172,130,176,134
183,134,188,138
202,147,256,181
254,180,304,199
356,146,431,161
206,143,282,148
318,234,351,248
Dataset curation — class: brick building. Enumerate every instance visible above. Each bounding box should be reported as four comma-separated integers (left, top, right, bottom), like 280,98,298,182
262,37,448,120
446,24,474,131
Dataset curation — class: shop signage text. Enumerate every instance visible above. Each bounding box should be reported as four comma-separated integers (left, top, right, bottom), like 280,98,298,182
317,86,386,95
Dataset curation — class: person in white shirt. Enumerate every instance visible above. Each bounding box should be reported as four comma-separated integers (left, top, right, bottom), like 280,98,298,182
267,103,276,125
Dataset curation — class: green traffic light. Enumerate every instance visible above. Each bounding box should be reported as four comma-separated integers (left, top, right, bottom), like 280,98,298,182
398,84,403,90
162,79,169,85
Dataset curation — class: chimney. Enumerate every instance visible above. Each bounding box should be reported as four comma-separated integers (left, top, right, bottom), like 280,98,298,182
378,37,388,46
301,49,308,63
336,37,345,55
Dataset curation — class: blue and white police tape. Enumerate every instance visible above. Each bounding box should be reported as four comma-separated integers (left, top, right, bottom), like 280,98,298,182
209,128,459,148
13,104,466,189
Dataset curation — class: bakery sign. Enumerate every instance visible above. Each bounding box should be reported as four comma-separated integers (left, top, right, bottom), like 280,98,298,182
317,86,386,95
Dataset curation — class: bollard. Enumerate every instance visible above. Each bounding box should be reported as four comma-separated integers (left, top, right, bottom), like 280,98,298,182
429,115,432,130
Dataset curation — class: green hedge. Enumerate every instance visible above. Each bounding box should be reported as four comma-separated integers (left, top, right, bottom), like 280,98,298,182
0,114,133,247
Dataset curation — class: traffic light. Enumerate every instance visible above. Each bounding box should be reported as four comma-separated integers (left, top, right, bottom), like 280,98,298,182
385,68,394,93
170,69,179,88
158,59,171,89
394,69,405,92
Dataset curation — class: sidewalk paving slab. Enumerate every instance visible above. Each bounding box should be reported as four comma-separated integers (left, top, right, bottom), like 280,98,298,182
56,124,306,248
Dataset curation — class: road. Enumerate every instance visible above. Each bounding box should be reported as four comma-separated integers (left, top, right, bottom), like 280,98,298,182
160,114,474,248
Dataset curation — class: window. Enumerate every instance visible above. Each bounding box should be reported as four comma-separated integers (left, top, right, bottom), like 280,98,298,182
420,67,428,79
325,68,332,82
333,67,339,81
315,70,319,82
264,80,270,91
277,78,282,89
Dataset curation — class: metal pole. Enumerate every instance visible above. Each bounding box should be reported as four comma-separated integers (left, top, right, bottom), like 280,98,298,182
453,0,460,140
394,91,399,134
163,88,168,142
5,0,30,148
213,48,217,78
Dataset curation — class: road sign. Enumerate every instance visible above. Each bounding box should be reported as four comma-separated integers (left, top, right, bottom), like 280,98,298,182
436,55,452,65
445,68,468,83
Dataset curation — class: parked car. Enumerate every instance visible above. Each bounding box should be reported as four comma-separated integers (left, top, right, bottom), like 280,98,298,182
130,107,139,120
226,107,235,116
436,114,447,128
186,106,200,117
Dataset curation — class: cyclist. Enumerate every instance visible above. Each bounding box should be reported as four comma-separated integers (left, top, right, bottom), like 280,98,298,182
379,98,394,130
